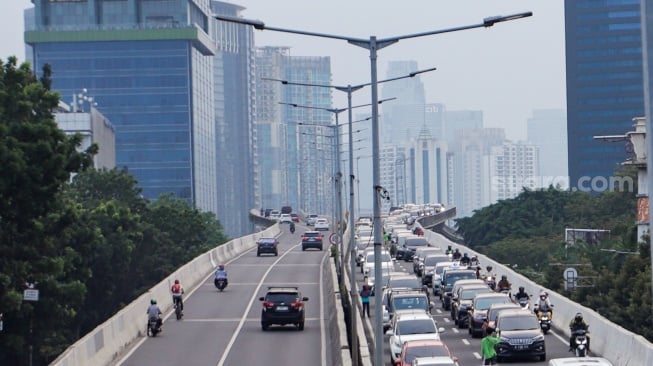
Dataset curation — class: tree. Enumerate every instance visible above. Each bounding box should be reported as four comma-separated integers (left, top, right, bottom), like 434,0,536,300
0,57,95,364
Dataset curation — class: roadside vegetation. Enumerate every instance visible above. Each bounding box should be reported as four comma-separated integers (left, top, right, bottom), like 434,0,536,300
0,57,229,365
455,173,652,342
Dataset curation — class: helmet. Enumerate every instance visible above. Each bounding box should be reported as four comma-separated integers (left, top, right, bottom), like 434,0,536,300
519,286,525,292
174,279,179,284
463,253,469,257
575,313,583,322
486,266,493,272
501,275,507,280
218,264,225,270
150,298,157,305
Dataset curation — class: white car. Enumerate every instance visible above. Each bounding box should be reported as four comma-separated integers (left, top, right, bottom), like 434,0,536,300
279,213,293,224
362,250,394,275
314,218,330,231
385,311,445,363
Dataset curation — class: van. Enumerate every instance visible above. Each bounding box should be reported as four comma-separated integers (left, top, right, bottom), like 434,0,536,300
548,358,614,366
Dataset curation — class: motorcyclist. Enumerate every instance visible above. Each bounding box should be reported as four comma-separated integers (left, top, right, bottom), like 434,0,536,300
514,286,529,303
569,312,590,352
215,264,228,285
289,221,296,233
469,255,480,268
170,279,185,312
452,248,462,260
535,291,553,319
497,275,511,292
445,245,453,255
147,298,162,331
484,266,496,290
460,253,471,266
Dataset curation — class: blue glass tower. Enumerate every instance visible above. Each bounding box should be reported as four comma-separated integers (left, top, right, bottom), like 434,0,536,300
565,0,643,191
25,0,218,214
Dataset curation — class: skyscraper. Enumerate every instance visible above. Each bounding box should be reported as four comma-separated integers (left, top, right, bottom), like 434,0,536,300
527,109,568,188
381,60,426,144
254,47,333,215
25,0,218,214
565,0,644,191
211,1,256,237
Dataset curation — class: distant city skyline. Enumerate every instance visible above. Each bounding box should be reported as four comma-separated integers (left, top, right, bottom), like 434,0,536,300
1,0,566,142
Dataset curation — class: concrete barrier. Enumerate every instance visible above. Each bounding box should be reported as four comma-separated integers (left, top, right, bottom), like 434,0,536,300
423,229,653,366
50,225,280,366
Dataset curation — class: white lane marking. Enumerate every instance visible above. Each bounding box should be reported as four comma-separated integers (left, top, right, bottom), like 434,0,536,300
319,248,327,366
473,352,481,359
451,328,459,334
462,338,470,345
443,317,451,322
216,243,305,366
114,247,256,365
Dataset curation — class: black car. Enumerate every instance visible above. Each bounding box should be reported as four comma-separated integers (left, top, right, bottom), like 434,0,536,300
259,287,309,331
440,269,477,310
301,231,323,251
398,237,430,262
495,310,546,362
257,237,279,256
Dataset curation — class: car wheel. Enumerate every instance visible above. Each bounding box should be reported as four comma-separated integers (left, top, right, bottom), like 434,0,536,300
539,354,546,361
275,250,278,256
297,321,304,331
319,246,323,251
257,251,260,257
261,322,269,331
302,246,306,251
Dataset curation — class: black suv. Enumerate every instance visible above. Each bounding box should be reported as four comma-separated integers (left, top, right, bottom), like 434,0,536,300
259,287,309,331
440,269,477,310
495,309,546,362
301,231,323,251
256,237,279,256
397,237,430,262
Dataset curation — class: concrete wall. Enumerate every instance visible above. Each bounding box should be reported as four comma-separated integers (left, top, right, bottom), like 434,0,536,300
50,225,280,366
423,229,653,366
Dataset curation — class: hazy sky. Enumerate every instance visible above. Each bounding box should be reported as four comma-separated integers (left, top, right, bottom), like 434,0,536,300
1,0,566,141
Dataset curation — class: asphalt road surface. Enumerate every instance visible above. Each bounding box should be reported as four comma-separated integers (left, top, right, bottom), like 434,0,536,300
116,223,331,366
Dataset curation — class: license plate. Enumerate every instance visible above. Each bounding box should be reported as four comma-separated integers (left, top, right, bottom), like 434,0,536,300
514,345,527,350
276,306,288,311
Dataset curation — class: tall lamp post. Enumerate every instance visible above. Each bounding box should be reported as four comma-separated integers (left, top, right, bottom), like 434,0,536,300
215,11,533,365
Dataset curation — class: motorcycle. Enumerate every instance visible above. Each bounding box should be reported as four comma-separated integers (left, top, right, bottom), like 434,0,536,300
515,296,530,310
572,328,590,357
214,277,228,292
485,275,496,290
147,317,161,337
534,304,553,334
173,298,183,320
290,223,295,234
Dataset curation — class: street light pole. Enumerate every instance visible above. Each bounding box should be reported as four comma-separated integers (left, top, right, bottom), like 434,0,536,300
215,12,533,365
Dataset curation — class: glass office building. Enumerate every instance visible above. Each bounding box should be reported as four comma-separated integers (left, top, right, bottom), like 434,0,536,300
565,0,644,191
25,0,218,214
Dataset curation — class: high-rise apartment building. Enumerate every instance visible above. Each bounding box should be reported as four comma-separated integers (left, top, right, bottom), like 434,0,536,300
488,141,539,202
527,109,568,189
381,60,426,144
254,47,333,216
565,0,644,191
452,128,506,217
25,0,218,215
407,127,449,206
211,1,256,237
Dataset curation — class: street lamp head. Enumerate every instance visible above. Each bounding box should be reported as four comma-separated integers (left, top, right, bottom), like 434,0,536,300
214,14,265,30
409,67,437,77
483,12,533,27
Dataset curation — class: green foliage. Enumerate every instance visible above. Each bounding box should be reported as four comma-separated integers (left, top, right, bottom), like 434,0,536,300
0,58,229,364
454,169,651,342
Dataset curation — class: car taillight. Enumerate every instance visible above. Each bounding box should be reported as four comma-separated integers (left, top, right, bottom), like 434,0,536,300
291,301,303,309
263,301,274,308
301,236,307,240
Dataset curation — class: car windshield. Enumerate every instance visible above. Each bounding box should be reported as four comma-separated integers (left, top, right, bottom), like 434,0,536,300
460,288,491,300
475,297,511,310
396,319,436,335
258,238,276,244
406,345,449,363
488,307,516,322
405,239,429,247
304,232,320,238
266,293,298,303
445,272,476,286
424,256,447,266
499,316,539,331
357,230,373,237
390,278,421,289
393,296,428,311
435,265,450,274
357,242,370,250
366,253,392,262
